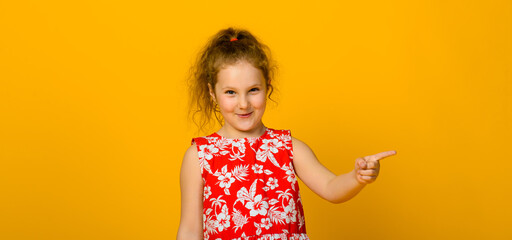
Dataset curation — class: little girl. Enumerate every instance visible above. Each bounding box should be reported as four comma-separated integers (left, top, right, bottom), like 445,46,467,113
177,27,397,240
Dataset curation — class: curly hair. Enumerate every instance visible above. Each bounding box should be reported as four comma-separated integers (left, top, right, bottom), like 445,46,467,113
187,27,278,134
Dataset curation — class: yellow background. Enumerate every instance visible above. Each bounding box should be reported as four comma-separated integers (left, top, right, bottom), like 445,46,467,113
1,0,511,239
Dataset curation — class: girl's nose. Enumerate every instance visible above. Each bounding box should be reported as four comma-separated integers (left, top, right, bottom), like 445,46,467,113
238,95,249,109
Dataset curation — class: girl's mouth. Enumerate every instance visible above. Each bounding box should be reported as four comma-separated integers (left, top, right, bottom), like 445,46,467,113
237,112,253,118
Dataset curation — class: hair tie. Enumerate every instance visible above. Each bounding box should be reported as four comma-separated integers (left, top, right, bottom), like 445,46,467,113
230,37,238,42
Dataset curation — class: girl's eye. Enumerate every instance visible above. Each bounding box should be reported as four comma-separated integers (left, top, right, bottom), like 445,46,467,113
225,90,235,95
250,88,259,92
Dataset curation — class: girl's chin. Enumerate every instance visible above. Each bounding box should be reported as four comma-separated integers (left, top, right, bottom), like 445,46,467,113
232,125,255,132
226,121,263,131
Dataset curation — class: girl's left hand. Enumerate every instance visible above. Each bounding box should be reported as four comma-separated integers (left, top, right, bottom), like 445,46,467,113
355,150,397,184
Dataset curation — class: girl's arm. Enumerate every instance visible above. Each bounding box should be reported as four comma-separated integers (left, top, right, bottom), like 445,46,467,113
291,137,396,203
177,144,203,240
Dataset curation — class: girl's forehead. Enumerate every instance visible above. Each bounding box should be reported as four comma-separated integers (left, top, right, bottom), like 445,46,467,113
216,61,264,87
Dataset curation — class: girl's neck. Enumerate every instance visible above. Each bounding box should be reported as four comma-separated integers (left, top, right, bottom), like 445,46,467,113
216,123,267,139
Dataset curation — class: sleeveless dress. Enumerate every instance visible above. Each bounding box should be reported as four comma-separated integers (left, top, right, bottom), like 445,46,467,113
191,127,309,240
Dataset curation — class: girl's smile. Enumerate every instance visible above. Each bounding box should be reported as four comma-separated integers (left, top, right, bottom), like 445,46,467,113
237,112,253,118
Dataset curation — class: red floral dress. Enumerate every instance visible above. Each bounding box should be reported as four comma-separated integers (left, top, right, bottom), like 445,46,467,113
191,127,309,240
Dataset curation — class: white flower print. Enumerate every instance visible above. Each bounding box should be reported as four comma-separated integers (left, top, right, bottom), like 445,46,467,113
198,144,218,174
215,138,234,156
218,173,235,189
198,129,309,239
246,194,269,217
214,166,236,195
216,204,230,232
276,131,292,150
205,136,218,144
261,138,281,153
203,185,212,200
266,177,279,190
231,138,246,153
281,162,297,190
267,129,278,139
252,164,263,174
246,137,258,148
260,218,273,230
284,198,297,223
199,158,211,174
256,138,283,167
199,144,219,160
234,180,258,206
282,162,296,182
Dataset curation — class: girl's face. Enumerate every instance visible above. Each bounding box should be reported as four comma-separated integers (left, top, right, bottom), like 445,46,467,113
209,60,267,137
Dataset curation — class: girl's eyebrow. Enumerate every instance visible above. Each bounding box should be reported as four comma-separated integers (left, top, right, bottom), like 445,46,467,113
221,84,262,90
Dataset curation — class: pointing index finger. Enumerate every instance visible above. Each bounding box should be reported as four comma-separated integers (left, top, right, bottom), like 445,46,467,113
368,150,397,161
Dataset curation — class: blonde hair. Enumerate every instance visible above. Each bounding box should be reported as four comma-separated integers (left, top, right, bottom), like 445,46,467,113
187,27,277,134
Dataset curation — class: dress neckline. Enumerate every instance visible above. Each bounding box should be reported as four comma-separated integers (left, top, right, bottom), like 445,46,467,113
212,127,269,141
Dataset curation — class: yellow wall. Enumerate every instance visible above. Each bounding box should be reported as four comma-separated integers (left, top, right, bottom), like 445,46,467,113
1,0,511,239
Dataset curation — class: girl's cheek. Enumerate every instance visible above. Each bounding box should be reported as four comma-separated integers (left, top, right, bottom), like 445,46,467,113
218,98,236,111
254,94,267,107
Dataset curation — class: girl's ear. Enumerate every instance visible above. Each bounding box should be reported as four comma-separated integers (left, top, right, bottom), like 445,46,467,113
208,83,216,102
